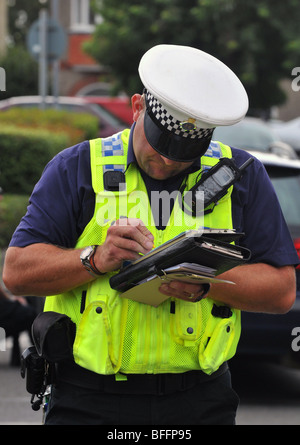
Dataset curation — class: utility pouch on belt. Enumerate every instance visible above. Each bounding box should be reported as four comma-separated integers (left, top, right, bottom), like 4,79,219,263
20,310,75,413
32,311,76,363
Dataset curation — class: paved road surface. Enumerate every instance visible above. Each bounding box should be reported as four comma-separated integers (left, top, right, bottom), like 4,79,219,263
232,356,300,425
0,334,42,425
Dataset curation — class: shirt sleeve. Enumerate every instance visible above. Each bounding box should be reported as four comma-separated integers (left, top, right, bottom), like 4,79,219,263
9,141,95,249
231,148,299,267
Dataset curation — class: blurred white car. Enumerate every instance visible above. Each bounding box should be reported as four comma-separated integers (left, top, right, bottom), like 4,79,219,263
269,117,300,155
214,117,298,160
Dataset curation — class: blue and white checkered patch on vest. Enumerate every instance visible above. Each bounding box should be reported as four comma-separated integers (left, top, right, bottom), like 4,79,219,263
202,141,222,173
205,141,222,159
101,132,126,173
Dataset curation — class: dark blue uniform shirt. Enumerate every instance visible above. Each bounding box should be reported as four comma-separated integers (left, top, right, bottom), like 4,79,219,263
9,128,299,268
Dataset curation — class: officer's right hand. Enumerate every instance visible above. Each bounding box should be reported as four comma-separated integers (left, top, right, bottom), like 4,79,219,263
93,218,154,273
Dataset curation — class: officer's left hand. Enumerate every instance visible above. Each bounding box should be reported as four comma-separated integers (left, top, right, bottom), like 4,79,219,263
159,280,209,302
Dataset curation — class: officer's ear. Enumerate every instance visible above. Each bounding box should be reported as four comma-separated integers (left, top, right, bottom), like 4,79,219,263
131,94,145,122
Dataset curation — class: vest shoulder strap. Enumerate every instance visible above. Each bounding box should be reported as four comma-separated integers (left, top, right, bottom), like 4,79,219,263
201,140,232,169
90,130,130,193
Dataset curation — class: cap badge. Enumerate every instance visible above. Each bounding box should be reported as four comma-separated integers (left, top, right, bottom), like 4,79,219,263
179,118,197,132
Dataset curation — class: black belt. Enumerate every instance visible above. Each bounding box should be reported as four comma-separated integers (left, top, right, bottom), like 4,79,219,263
55,360,228,395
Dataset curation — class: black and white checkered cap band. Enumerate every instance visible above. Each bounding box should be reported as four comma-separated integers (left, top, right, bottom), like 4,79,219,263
145,89,214,140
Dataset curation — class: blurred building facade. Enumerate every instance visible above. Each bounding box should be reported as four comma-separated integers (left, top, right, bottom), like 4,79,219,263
51,0,110,97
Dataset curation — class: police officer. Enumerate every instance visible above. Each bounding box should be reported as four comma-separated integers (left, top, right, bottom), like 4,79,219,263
3,45,298,425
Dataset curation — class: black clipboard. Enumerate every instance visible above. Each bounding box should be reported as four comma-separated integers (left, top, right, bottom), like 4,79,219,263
109,229,251,294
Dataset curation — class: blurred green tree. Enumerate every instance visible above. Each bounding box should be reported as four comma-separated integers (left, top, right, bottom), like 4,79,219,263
86,0,300,113
0,45,38,99
0,0,49,99
7,0,49,46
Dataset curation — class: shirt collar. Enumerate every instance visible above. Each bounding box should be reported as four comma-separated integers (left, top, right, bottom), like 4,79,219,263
127,123,137,166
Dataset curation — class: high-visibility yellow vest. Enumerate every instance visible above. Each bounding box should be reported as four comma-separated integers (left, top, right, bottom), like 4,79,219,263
44,130,241,376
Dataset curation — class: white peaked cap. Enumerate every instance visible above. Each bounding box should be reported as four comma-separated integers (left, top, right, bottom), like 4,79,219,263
139,44,249,129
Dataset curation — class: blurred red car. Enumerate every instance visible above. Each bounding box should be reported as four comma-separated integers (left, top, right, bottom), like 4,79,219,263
84,96,133,127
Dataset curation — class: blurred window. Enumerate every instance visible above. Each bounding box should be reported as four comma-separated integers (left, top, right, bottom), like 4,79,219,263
70,0,102,32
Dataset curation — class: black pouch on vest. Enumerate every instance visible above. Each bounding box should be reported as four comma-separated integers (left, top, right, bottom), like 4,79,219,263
32,311,76,363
